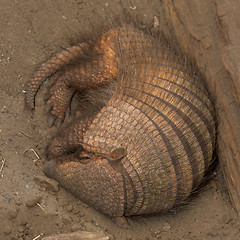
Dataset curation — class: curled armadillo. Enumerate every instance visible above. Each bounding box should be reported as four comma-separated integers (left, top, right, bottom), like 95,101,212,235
25,24,216,217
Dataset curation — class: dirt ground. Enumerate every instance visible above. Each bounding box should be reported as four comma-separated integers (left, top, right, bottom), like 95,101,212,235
0,0,240,239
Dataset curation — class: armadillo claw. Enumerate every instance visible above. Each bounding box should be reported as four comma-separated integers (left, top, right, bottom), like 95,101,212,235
46,135,77,159
44,83,74,126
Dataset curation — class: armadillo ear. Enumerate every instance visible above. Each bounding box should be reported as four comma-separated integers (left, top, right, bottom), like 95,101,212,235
106,147,127,163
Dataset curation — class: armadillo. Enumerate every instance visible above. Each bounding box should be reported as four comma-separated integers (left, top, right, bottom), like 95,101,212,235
25,24,216,217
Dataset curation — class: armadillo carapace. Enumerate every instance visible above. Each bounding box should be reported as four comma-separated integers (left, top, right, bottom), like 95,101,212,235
25,25,216,217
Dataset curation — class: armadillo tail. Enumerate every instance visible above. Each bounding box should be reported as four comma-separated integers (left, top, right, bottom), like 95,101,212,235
25,43,89,109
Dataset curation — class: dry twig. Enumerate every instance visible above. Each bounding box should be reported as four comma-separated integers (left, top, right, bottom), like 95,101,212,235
32,233,43,240
0,158,6,177
19,130,32,138
37,203,46,213
24,148,41,163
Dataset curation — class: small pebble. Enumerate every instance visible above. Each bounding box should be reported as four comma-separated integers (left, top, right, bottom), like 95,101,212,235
4,225,12,235
94,222,99,227
70,224,82,232
163,222,171,232
2,194,11,203
66,204,73,212
8,207,18,219
18,232,24,238
74,209,85,217
78,219,86,227
58,222,64,229
15,200,22,206
25,228,30,235
34,175,59,192
19,217,28,226
79,211,85,217
26,195,42,207
85,222,99,231
26,223,32,228
62,201,69,207
91,218,99,227
55,218,64,229
72,207,80,214
18,226,25,233
62,215,72,224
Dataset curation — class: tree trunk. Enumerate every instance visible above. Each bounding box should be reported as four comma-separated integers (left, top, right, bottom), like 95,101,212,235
159,0,240,214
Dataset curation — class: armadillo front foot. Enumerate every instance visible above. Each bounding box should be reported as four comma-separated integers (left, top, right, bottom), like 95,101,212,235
47,117,93,158
44,76,75,127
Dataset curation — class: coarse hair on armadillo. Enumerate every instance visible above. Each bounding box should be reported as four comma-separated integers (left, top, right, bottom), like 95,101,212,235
27,15,217,217
80,25,216,216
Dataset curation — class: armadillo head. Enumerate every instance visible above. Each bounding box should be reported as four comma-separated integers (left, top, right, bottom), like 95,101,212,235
43,149,126,217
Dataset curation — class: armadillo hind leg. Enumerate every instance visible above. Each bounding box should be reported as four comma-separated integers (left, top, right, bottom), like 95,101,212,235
43,153,126,217
26,32,119,126
43,63,115,127
47,116,94,158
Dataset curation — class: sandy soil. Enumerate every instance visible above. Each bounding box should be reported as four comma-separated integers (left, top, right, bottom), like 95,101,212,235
0,1,240,239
